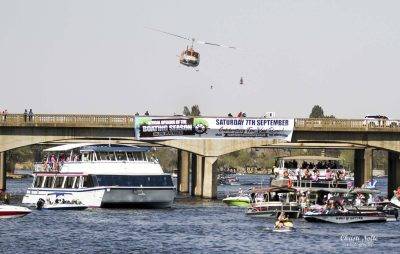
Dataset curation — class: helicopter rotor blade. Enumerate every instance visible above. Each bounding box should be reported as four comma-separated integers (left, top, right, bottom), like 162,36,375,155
145,27,191,41
195,40,237,49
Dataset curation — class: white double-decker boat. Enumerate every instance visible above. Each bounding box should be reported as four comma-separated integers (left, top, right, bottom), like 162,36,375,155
22,144,175,208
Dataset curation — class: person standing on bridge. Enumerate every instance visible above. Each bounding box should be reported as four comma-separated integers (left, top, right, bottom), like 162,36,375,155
28,109,33,121
24,109,28,122
2,109,7,121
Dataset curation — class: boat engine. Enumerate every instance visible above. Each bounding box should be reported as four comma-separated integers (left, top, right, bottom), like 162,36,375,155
36,198,45,210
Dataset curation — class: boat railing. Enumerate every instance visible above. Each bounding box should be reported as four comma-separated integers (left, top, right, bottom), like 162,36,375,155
34,158,157,172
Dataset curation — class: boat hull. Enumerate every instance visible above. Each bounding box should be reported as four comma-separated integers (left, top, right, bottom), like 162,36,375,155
100,188,175,208
222,197,250,207
23,187,175,208
0,205,31,219
41,205,88,210
304,213,387,223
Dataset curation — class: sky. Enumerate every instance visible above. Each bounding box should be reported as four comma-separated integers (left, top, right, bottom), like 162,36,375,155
0,0,399,118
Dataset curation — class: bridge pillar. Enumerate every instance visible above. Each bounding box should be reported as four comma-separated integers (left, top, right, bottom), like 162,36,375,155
194,155,203,196
202,156,218,199
353,148,373,187
0,152,5,191
354,150,364,187
178,150,190,193
190,153,196,195
388,151,400,199
364,148,373,182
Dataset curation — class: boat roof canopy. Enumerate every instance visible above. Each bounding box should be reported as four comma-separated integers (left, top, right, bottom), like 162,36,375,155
44,143,93,152
298,187,381,194
80,145,150,153
251,187,298,194
278,155,342,161
44,143,151,153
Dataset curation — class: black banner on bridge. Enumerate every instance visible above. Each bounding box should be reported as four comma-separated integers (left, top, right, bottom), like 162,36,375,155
134,116,294,141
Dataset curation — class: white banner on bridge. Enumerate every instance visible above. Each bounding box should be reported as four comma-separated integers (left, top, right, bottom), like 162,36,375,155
135,116,294,141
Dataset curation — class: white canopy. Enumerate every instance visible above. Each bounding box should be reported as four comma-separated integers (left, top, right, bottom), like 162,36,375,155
44,143,92,152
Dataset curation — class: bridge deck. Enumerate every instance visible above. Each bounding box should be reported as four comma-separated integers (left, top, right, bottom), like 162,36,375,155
0,114,400,132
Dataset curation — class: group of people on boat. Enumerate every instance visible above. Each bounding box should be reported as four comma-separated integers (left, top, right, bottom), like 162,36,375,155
284,160,341,170
281,168,347,182
43,153,71,171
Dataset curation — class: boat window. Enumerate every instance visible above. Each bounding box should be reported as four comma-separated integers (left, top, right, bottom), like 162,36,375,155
43,176,54,188
82,176,94,188
54,177,64,188
108,152,116,161
34,176,44,188
81,153,90,162
133,152,144,161
74,177,81,188
64,177,74,188
95,175,173,187
127,153,135,161
115,152,126,161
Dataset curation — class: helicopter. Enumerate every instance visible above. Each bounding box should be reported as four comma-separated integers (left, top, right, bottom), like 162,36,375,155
146,27,237,68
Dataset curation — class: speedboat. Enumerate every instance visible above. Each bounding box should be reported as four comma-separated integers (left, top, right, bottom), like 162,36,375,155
303,210,388,223
222,196,250,207
22,144,176,208
0,204,31,218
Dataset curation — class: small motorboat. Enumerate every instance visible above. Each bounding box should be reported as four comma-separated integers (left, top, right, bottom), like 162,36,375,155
222,196,250,207
303,210,388,223
0,204,31,218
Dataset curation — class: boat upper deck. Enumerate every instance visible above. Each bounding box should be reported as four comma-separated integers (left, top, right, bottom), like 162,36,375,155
34,143,166,175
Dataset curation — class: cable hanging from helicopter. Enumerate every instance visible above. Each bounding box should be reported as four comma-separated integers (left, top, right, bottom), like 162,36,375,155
146,27,237,68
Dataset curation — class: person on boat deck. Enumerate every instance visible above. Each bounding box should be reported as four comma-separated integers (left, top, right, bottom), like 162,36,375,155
303,168,311,180
295,166,301,181
283,170,289,179
325,168,333,181
299,193,307,208
354,194,363,206
395,187,400,199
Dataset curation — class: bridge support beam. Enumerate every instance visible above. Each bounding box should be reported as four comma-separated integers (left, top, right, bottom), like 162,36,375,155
364,148,373,182
178,150,190,193
388,151,400,199
194,155,204,197
353,148,373,187
202,156,218,199
0,152,5,191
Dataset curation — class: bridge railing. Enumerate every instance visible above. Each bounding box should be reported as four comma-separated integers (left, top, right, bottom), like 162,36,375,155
0,114,134,127
294,118,400,131
1,114,400,131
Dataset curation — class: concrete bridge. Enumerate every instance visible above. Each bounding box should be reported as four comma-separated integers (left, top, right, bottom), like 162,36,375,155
1,114,400,198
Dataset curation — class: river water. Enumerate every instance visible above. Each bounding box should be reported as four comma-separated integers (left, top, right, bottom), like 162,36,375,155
0,175,399,254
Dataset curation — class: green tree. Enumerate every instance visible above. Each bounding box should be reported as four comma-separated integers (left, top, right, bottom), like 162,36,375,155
191,105,201,116
309,105,324,118
182,105,201,116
